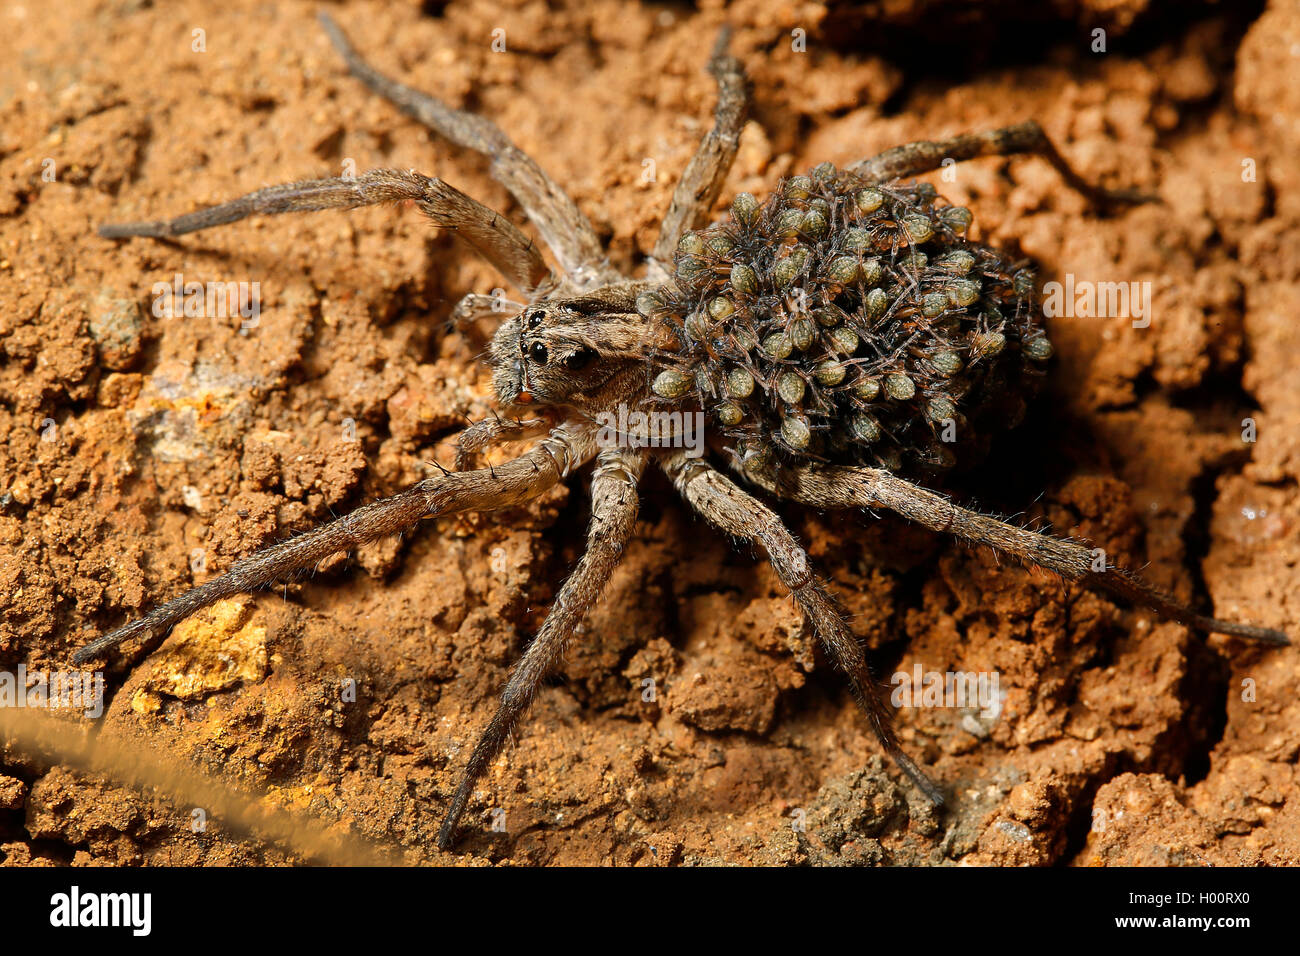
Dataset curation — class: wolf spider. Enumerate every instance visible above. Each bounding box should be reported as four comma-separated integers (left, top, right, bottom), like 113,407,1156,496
75,12,1288,851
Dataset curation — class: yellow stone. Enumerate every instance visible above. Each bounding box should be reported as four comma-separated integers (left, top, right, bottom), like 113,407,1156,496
140,598,268,702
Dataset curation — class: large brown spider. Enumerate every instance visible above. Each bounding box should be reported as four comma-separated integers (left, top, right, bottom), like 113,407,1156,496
73,12,1288,851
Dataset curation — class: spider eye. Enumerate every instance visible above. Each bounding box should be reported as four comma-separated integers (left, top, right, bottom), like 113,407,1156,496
529,342,549,365
526,310,544,329
563,347,595,371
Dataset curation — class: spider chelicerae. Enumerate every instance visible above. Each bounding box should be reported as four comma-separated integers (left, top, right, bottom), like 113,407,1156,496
73,12,1288,851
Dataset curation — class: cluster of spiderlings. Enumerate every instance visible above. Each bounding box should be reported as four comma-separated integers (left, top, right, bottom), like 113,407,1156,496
636,161,1052,479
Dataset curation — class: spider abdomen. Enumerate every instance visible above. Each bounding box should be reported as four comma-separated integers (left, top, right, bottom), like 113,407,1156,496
639,162,1052,479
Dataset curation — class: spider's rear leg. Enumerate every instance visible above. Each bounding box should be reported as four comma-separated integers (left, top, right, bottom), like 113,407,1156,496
649,27,752,278
437,447,646,850
318,12,613,287
73,423,598,665
780,464,1289,646
851,120,1156,210
661,452,944,806
99,168,550,296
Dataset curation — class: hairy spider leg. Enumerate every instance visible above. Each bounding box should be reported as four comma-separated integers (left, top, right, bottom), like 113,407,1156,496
780,464,1288,646
436,447,647,848
852,120,1156,209
73,425,599,664
662,451,945,805
319,11,614,287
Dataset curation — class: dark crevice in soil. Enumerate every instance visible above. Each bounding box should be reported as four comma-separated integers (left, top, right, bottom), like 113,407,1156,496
1054,367,1258,859
1168,360,1260,785
1056,762,1118,866
0,806,26,844
1180,632,1233,787
21,837,84,865
1176,460,1241,787
822,0,1266,98
418,0,452,18
1167,367,1261,420
962,378,1101,510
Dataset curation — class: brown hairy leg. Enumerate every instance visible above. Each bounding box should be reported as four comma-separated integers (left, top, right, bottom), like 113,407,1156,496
98,167,550,295
73,424,599,665
449,291,529,330
851,119,1155,209
318,12,614,287
661,452,944,805
649,27,752,276
455,415,554,472
781,464,1289,646
437,447,647,849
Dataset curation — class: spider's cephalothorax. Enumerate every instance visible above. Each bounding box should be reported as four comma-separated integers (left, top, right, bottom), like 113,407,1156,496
489,284,660,417
642,167,1046,481
76,12,1288,855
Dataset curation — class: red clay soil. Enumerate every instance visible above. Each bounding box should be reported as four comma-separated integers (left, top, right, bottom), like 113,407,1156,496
1,0,1297,865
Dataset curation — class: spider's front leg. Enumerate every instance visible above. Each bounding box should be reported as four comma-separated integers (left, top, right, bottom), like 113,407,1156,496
851,120,1156,210
660,452,945,805
780,464,1289,646
449,292,527,332
73,424,598,665
100,167,550,296
437,447,646,850
454,414,554,472
318,12,614,287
